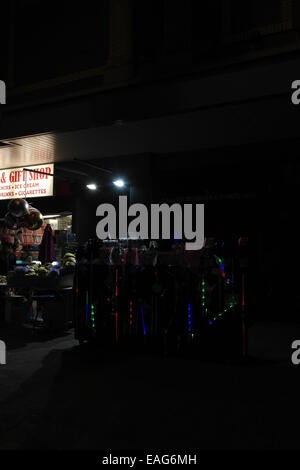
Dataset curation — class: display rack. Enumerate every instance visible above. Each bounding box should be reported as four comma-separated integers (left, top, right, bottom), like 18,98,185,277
74,238,248,359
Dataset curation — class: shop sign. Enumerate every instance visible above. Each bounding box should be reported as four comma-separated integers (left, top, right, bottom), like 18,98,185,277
0,164,54,199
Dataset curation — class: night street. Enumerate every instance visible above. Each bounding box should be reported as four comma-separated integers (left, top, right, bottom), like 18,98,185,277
2,0,300,460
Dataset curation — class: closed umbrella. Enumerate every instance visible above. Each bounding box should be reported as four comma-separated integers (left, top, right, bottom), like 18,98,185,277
38,223,56,264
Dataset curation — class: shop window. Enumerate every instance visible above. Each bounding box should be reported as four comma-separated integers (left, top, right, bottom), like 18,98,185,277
16,214,75,263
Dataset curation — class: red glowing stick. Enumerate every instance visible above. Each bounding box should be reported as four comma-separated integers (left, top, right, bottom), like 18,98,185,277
241,273,247,358
115,268,119,341
115,268,118,297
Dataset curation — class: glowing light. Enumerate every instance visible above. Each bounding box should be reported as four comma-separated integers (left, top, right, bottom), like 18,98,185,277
129,300,133,325
188,303,192,332
86,183,97,190
114,268,119,341
91,303,96,328
141,305,146,335
85,291,88,324
115,268,118,297
113,179,125,188
201,277,206,313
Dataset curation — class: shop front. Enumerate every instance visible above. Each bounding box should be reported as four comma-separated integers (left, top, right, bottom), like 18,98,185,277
0,152,252,360
0,163,77,332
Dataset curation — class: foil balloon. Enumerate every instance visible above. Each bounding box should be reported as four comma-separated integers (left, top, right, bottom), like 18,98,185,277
23,207,44,231
7,198,29,218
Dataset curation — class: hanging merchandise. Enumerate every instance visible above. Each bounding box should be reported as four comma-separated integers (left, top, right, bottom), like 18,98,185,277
124,247,139,266
110,246,123,265
23,207,44,231
7,198,29,218
2,198,29,230
4,212,24,230
38,223,56,264
73,237,247,359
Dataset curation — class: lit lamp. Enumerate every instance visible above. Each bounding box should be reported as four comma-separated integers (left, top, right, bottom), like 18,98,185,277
113,178,133,209
113,179,125,188
86,183,97,191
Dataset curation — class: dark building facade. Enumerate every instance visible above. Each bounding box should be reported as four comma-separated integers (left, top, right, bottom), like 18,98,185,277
1,0,300,318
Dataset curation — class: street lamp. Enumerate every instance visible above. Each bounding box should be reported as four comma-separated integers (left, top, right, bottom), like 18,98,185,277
86,183,97,190
113,179,125,188
112,178,133,207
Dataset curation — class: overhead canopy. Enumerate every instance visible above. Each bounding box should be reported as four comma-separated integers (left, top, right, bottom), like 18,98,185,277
0,89,298,171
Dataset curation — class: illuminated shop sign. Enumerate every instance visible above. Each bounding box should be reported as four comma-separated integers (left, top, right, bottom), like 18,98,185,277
0,164,54,199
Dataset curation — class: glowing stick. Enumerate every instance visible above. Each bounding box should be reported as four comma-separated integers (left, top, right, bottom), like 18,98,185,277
115,268,119,342
188,303,192,332
85,291,88,324
141,305,146,335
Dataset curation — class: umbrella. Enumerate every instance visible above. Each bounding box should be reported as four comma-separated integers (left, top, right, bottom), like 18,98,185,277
38,223,56,264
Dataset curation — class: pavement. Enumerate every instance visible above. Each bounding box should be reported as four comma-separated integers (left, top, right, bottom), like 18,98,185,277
0,321,300,450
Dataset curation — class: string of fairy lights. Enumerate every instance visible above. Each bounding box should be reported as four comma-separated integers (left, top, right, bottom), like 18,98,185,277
83,253,239,340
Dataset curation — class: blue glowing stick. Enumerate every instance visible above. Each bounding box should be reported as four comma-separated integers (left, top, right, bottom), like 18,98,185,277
141,305,146,335
85,291,88,324
188,303,192,332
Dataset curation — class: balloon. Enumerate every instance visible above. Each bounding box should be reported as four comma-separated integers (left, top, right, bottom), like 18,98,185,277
7,198,29,218
23,207,44,231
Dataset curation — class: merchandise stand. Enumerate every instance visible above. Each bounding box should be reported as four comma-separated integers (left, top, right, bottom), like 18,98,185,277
74,238,248,358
